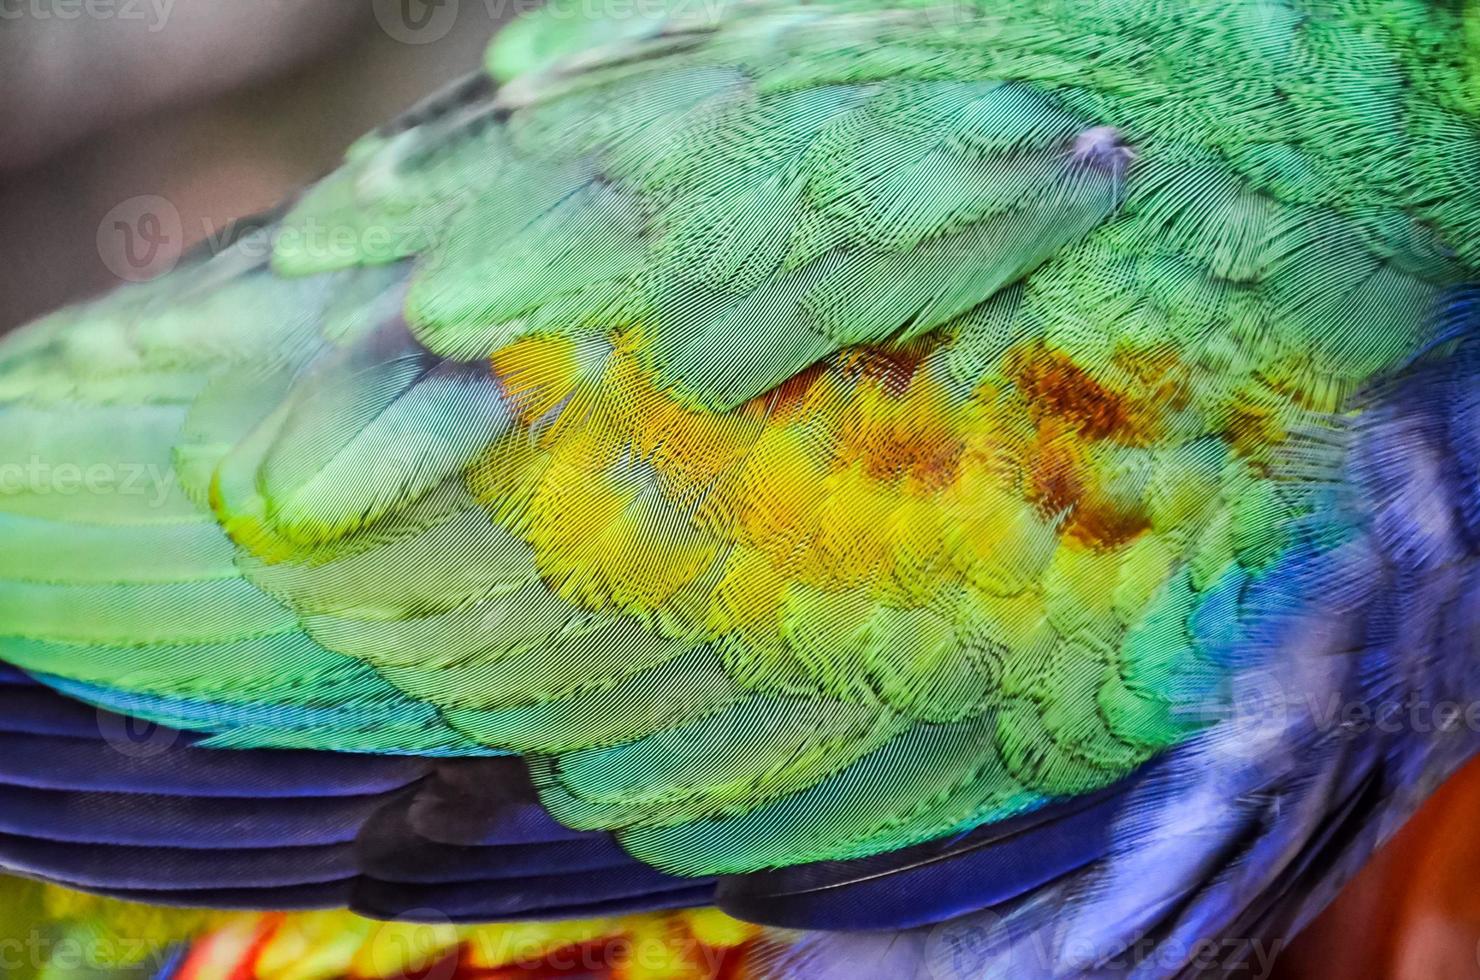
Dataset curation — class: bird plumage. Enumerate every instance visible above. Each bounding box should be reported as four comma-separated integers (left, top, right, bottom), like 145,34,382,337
2,0,1479,976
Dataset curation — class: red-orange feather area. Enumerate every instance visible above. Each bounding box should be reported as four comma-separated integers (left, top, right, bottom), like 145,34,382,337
173,908,763,980
474,325,1248,646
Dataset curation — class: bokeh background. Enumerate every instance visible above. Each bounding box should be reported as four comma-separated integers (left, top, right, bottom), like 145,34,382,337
2,2,1479,977
0,0,502,331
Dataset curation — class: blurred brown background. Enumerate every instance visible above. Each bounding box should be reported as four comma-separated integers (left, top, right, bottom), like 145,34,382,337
1274,761,1480,979
3,3,1480,978
0,0,503,330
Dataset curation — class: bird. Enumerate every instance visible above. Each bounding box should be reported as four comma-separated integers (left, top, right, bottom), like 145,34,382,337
1,0,1478,976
